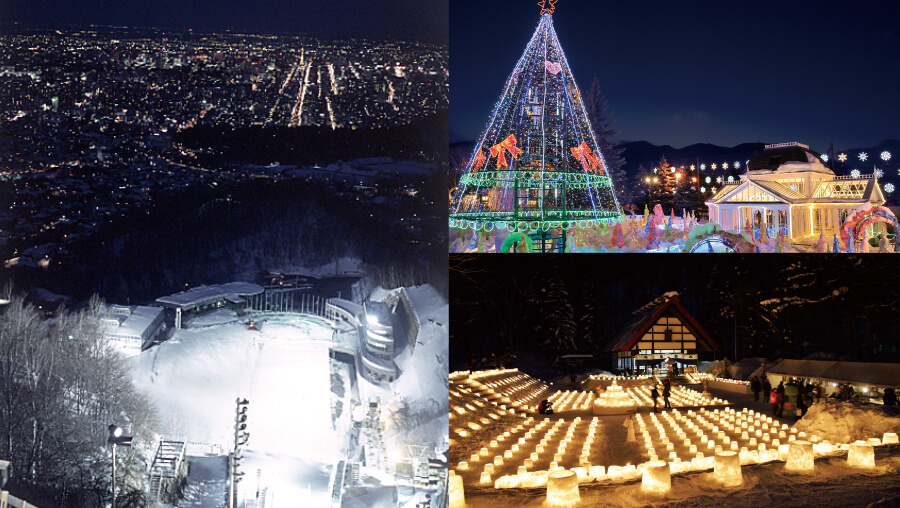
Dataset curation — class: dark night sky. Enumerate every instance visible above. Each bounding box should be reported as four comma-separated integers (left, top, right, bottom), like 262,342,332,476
450,0,900,152
2,0,448,43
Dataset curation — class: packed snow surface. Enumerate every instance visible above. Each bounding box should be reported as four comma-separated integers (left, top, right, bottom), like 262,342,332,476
129,312,341,504
795,399,900,445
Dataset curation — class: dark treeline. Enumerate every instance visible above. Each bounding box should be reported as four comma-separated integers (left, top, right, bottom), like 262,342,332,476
176,110,449,168
12,174,445,304
450,255,900,374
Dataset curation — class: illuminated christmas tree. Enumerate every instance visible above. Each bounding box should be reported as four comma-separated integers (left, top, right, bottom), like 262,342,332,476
449,1,623,238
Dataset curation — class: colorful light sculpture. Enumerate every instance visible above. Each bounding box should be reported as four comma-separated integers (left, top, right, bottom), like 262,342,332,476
449,8,622,237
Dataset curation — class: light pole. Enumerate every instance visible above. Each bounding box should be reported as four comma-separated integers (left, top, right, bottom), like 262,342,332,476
107,424,133,508
231,398,250,508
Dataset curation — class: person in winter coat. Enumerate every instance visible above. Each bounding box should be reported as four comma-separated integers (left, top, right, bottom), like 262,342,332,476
538,399,554,415
751,376,762,402
776,390,784,418
795,394,807,422
651,385,660,413
770,390,779,416
814,384,823,404
662,380,672,409
884,388,898,406
763,378,772,402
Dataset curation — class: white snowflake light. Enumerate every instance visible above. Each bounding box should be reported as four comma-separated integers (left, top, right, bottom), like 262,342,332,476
886,183,895,193
653,167,658,173
723,162,729,169
838,153,847,162
690,164,695,170
851,169,861,178
875,168,884,178
700,186,706,193
705,176,711,184
727,175,734,182
821,154,829,162
712,163,717,170
716,176,723,184
882,151,892,162
670,167,676,173
734,161,740,169
860,152,868,161
700,163,706,171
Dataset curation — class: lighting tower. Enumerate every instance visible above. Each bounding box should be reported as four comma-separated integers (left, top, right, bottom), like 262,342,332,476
230,398,250,508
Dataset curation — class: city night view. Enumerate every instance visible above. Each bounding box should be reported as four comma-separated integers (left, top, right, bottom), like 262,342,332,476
0,0,449,507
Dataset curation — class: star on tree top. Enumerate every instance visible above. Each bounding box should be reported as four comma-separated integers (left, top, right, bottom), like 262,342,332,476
539,0,558,15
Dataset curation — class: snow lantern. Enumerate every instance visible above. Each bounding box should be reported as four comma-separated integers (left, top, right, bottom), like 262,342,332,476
449,473,466,508
883,432,899,444
480,471,492,484
458,461,468,471
641,460,671,495
546,469,580,507
847,441,875,469
714,451,742,487
785,440,814,473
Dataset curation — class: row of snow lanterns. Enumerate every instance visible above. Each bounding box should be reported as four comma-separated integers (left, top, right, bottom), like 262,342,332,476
451,425,897,508
627,384,727,407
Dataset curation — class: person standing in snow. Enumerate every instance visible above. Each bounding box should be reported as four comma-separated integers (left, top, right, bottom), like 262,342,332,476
751,376,761,402
814,384,822,404
763,377,772,403
776,389,784,418
662,379,672,409
623,410,636,442
883,388,897,406
770,389,779,416
651,385,660,413
795,394,807,422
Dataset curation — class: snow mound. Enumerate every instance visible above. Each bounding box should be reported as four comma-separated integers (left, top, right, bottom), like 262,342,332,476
794,399,900,444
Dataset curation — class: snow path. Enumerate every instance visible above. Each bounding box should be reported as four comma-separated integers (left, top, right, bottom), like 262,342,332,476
179,455,227,508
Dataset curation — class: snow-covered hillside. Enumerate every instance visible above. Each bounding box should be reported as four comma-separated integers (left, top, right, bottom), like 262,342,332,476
128,284,448,507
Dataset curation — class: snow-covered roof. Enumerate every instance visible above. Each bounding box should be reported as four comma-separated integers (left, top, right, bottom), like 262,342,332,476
155,282,264,309
768,359,900,388
102,305,163,338
747,143,833,176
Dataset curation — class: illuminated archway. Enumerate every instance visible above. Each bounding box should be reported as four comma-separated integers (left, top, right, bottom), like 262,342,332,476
840,206,899,252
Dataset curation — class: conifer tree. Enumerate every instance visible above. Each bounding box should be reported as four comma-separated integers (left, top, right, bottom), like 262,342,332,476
650,156,677,213
587,76,627,203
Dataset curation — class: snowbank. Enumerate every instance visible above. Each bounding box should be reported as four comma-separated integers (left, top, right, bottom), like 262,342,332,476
795,399,900,444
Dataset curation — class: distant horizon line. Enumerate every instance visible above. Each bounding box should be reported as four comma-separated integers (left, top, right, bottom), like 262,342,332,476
0,22,447,46
449,138,900,153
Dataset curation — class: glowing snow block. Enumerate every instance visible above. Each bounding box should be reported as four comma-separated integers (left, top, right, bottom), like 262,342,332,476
785,440,814,473
730,442,739,451
480,471,492,484
458,461,468,471
884,432,899,444
484,463,494,474
553,453,563,463
714,451,743,487
456,429,468,437
480,447,490,456
571,467,588,482
449,474,466,508
588,465,606,479
524,458,534,468
641,460,671,495
518,465,527,474
847,442,875,469
493,456,504,466
494,475,519,489
546,470,580,507
867,438,882,446
530,452,539,461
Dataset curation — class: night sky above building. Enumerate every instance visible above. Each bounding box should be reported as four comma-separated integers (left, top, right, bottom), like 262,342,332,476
450,0,900,152
2,0,449,43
